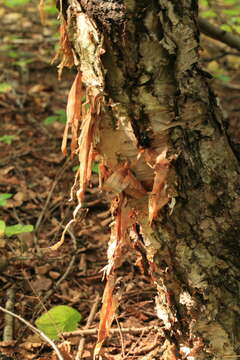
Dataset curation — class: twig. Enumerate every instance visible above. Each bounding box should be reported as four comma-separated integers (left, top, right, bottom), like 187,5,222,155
100,217,112,227
81,198,103,208
127,331,159,356
115,316,125,358
3,288,15,341
55,229,77,288
124,327,146,359
202,51,240,63
79,253,87,273
34,159,71,256
96,209,111,219
63,325,162,337
75,293,100,360
35,159,70,232
35,228,77,310
0,306,64,360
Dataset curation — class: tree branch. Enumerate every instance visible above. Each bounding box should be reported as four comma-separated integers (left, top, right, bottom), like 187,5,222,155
0,306,64,360
198,17,240,51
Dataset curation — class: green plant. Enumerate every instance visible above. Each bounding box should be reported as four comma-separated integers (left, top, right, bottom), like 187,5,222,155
0,83,13,94
35,305,82,340
0,194,12,207
13,58,34,68
0,135,16,144
43,109,67,125
72,161,99,174
0,220,34,238
199,0,240,34
44,3,58,16
1,0,31,7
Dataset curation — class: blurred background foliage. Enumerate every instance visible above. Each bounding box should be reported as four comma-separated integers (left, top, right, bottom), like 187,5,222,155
0,0,239,87
200,0,240,34
0,0,239,134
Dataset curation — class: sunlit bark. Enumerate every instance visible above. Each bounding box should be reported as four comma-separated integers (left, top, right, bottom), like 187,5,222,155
60,0,240,358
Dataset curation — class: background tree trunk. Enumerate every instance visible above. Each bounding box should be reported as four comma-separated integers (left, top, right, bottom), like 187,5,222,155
62,0,240,358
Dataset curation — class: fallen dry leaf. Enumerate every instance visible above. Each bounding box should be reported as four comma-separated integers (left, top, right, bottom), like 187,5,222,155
30,276,52,292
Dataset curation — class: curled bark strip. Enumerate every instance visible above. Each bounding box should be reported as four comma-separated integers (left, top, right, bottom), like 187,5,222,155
94,275,120,360
52,18,74,78
62,72,82,157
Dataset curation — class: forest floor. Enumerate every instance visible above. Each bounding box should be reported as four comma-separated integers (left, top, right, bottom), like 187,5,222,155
0,2,240,360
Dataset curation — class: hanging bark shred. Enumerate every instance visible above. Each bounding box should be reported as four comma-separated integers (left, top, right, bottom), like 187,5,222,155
77,93,102,205
55,0,176,355
93,275,119,359
52,18,74,79
62,72,82,158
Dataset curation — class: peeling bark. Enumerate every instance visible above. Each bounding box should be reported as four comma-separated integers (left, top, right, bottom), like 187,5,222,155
60,0,240,359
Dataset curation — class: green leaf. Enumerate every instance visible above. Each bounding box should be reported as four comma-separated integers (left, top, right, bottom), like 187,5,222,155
72,165,79,172
223,9,239,16
3,0,31,7
0,220,6,237
220,24,232,32
55,109,67,124
5,224,34,237
0,194,12,207
0,135,16,144
223,0,238,4
0,83,12,94
214,73,230,83
72,162,99,174
92,162,99,174
44,5,58,15
8,51,18,58
43,115,59,125
55,109,65,115
35,305,82,340
43,110,67,125
13,59,33,68
199,0,208,6
201,9,217,18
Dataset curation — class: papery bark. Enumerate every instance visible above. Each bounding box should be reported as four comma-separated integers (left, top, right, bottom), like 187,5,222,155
61,0,240,358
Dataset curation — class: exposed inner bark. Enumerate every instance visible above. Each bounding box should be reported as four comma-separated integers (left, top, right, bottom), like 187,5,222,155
61,0,240,359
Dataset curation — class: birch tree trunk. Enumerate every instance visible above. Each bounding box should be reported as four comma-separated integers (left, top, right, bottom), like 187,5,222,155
59,0,240,359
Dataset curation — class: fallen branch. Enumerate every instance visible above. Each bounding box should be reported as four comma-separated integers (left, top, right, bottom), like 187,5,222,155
198,17,240,51
0,306,64,360
202,51,240,63
3,288,15,341
63,325,163,337
76,293,100,360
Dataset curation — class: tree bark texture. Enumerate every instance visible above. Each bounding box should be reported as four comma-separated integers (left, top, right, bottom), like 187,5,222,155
61,0,240,359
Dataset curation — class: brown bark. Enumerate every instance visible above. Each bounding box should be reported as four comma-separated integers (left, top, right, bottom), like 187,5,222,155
60,0,240,359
